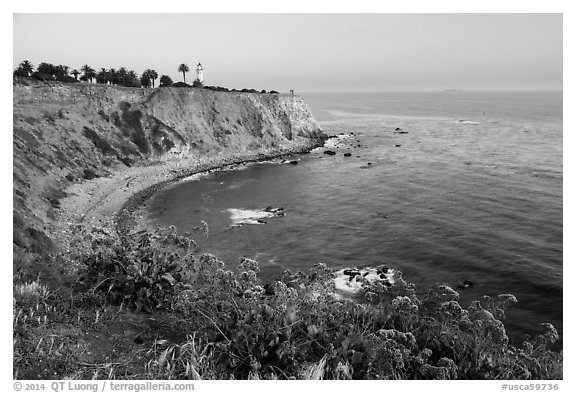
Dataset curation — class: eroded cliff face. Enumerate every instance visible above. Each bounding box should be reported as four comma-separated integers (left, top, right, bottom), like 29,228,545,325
13,80,325,257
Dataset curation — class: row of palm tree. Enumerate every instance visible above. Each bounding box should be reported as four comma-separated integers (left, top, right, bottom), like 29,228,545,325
141,69,159,87
14,60,195,88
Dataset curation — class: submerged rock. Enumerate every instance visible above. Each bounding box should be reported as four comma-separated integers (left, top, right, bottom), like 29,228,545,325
457,280,474,289
324,150,337,156
343,152,352,157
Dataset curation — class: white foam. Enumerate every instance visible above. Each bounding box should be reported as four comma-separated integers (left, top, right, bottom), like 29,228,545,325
227,207,285,226
312,134,353,153
333,267,396,295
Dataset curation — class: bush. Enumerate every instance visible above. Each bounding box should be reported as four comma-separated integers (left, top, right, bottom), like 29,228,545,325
64,227,564,379
83,168,98,180
32,72,54,81
78,226,198,312
82,127,117,156
13,68,29,77
159,75,173,87
140,74,151,88
56,75,78,83
192,79,203,88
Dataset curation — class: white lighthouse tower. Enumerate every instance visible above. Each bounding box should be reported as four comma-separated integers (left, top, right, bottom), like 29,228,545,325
196,63,204,83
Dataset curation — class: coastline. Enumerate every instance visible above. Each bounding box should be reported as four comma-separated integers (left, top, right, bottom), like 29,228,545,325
54,138,326,262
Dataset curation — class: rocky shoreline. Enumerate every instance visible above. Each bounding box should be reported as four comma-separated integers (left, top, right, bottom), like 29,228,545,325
54,139,326,262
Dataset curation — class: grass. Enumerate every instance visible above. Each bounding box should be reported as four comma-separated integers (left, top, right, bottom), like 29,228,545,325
13,226,563,380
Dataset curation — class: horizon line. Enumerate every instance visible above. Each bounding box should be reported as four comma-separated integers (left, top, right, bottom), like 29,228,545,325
298,88,564,94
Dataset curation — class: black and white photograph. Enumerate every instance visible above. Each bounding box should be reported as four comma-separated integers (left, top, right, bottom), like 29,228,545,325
8,3,567,387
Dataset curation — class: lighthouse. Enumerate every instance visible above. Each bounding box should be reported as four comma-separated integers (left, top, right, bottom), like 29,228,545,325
196,63,204,83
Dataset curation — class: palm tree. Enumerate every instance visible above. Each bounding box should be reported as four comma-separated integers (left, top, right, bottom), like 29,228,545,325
71,69,80,80
96,68,109,84
142,69,151,86
81,64,96,83
117,67,128,86
142,69,159,88
19,60,34,76
178,63,189,83
126,70,139,87
108,68,118,85
59,65,70,76
53,65,69,80
149,69,158,88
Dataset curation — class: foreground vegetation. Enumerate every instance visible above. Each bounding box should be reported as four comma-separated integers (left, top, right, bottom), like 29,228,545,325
13,226,562,379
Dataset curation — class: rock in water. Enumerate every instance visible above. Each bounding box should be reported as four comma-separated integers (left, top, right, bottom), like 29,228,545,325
333,266,396,296
457,280,474,289
227,207,285,226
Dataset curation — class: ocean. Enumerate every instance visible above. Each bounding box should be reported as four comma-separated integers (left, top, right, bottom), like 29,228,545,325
145,91,563,345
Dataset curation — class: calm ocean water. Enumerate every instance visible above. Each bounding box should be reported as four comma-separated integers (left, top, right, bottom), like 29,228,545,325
146,91,563,345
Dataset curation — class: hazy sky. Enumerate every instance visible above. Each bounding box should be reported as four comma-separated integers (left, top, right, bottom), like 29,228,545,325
13,13,562,92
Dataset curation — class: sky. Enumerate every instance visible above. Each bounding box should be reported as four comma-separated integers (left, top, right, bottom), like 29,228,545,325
13,13,562,92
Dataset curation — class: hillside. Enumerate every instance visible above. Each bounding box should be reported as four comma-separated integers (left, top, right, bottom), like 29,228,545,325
13,79,326,281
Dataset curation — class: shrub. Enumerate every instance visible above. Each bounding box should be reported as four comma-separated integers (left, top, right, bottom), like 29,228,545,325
192,79,203,88
159,75,173,87
83,168,98,180
32,72,54,81
82,127,117,156
60,227,564,379
140,74,151,88
13,68,29,77
55,75,78,83
78,226,197,312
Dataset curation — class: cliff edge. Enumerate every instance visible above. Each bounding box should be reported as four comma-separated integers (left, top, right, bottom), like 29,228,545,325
13,79,325,278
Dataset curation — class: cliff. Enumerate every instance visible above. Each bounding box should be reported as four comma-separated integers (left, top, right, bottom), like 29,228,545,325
13,79,326,272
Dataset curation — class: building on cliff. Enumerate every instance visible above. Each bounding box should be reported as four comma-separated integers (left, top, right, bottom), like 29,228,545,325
196,63,203,83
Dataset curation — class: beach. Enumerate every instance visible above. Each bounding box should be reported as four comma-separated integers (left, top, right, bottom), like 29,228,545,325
53,139,324,261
